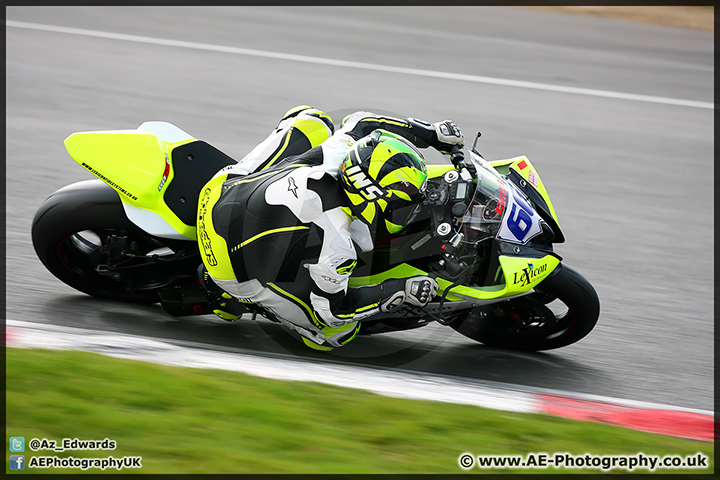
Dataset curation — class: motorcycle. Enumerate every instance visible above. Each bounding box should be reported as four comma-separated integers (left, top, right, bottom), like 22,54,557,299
32,121,600,351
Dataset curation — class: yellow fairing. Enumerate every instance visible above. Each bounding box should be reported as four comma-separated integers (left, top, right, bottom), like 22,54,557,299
496,254,560,296
505,156,561,229
434,254,559,300
64,129,198,240
426,164,455,179
349,254,559,301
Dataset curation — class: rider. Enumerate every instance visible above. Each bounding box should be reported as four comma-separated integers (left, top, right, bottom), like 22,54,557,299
196,106,464,350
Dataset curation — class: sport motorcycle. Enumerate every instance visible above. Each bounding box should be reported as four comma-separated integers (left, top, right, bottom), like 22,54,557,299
32,121,600,350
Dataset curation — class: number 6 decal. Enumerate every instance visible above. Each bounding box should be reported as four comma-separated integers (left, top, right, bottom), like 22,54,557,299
498,186,543,244
507,195,534,241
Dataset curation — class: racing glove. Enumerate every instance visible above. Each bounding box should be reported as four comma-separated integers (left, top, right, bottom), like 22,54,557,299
379,276,440,312
407,118,464,154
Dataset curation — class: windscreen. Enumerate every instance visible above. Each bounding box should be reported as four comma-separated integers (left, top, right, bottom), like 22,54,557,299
457,152,510,244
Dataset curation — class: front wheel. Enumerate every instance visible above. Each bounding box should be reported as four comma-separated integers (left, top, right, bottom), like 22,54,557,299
449,264,600,351
32,180,201,304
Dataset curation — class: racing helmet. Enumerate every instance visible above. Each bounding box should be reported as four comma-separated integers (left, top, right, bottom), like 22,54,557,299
340,130,428,234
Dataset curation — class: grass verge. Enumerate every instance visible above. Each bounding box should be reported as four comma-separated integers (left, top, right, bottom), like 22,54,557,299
6,348,714,474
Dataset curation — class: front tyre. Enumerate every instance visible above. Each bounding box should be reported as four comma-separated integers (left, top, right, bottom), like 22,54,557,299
32,180,199,304
449,264,600,350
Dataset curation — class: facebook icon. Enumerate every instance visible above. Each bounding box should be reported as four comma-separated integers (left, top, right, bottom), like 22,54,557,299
10,455,25,470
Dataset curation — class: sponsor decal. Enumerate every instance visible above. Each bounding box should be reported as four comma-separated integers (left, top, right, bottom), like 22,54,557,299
158,153,170,191
81,163,138,201
320,275,343,285
197,187,218,266
287,176,299,198
396,174,410,188
528,170,539,187
495,185,508,216
517,159,528,170
336,259,357,275
343,164,384,201
513,262,548,287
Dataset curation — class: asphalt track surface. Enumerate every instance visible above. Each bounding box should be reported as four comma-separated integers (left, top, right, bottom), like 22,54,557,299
6,7,714,411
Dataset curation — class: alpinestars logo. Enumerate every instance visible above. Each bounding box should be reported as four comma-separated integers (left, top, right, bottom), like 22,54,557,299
287,176,299,198
197,188,218,266
336,259,357,275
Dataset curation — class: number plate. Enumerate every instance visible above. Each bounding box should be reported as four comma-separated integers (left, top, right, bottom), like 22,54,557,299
497,183,543,244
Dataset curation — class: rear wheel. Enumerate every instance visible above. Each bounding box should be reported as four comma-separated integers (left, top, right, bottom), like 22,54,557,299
32,180,200,304
448,264,599,350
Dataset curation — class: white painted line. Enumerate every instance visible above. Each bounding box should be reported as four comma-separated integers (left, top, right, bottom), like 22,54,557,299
5,320,539,414
6,320,713,418
7,20,713,110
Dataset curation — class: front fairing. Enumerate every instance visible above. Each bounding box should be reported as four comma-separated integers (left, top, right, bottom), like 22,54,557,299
351,150,563,303
444,152,562,301
457,152,547,247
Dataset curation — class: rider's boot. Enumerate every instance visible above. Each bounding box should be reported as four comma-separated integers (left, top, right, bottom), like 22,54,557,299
197,265,250,322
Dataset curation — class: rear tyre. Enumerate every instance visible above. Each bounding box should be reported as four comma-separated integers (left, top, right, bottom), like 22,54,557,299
32,180,199,304
449,264,599,350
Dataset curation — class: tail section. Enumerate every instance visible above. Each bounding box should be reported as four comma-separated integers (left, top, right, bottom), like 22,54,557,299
64,122,235,240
